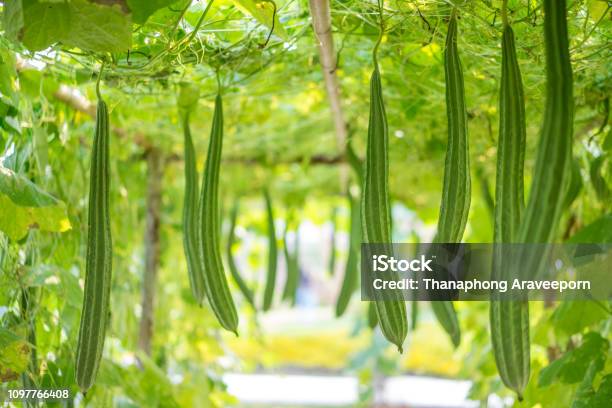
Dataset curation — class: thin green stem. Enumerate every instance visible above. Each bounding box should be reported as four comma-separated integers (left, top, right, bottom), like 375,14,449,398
185,0,216,44
96,62,105,100
372,0,384,65
169,0,193,41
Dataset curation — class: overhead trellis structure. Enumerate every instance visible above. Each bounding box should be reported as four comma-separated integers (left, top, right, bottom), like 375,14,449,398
1,0,610,203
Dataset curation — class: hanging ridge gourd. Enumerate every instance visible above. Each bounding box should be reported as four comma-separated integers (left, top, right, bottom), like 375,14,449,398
342,134,366,319
361,0,408,351
516,0,574,273
430,8,468,348
563,158,582,210
409,234,421,331
181,113,206,304
227,199,256,309
282,217,300,305
75,73,113,393
346,133,364,185
328,206,338,276
336,192,361,317
489,1,530,398
262,188,278,311
367,302,378,329
492,0,574,397
198,94,239,334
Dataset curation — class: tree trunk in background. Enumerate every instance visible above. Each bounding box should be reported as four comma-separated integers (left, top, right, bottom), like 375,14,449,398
138,148,163,356
308,0,348,150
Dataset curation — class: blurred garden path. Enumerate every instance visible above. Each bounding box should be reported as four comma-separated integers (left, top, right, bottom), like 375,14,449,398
224,372,507,407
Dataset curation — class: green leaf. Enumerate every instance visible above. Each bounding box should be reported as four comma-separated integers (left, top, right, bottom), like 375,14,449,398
560,333,608,384
11,0,132,53
0,328,22,349
567,214,612,243
571,361,608,408
0,166,71,240
20,0,71,51
0,329,29,382
583,374,612,408
588,0,609,23
64,0,132,53
96,354,181,407
2,0,24,45
551,301,608,337
0,165,58,207
0,48,19,107
127,0,177,25
18,69,60,100
539,332,609,387
231,0,288,41
538,352,570,387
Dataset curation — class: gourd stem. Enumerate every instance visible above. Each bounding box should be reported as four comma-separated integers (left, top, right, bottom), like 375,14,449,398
185,0,215,44
96,62,105,101
372,0,384,66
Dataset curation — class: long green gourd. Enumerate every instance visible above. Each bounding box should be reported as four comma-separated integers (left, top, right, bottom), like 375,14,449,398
430,9,468,348
410,298,418,330
346,134,364,185
198,94,239,334
361,7,408,350
335,192,360,317
291,229,300,305
563,158,582,209
75,80,112,393
182,113,206,304
262,188,278,311
227,199,256,309
328,206,338,276
491,0,574,398
344,134,378,329
489,3,530,398
367,302,378,329
282,219,300,305
589,155,609,203
516,0,574,275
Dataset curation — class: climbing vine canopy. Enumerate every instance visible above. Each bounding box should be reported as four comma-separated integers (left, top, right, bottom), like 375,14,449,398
2,0,607,211
0,0,610,406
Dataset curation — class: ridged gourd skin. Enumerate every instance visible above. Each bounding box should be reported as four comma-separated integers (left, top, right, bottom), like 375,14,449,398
367,301,378,329
182,114,206,304
516,0,574,269
491,0,574,398
431,9,468,349
262,188,278,311
75,97,113,393
328,207,337,276
198,94,239,334
227,200,256,309
410,298,418,330
335,193,361,317
343,135,365,320
281,221,300,305
563,158,582,209
437,10,470,243
490,20,530,399
361,65,407,352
